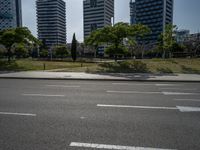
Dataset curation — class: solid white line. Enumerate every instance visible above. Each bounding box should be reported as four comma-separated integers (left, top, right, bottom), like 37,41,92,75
162,92,200,95
22,94,65,97
0,112,36,116
46,85,80,88
97,104,177,110
174,99,200,102
107,91,161,94
69,142,175,150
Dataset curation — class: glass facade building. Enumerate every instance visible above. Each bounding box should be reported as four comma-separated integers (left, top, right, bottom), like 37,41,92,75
83,0,114,55
36,0,67,49
130,0,136,25
130,0,174,44
0,0,22,30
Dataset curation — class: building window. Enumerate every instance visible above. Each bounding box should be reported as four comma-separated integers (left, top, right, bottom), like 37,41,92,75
90,0,97,7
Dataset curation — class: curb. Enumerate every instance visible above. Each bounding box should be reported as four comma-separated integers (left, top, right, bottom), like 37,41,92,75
0,76,200,83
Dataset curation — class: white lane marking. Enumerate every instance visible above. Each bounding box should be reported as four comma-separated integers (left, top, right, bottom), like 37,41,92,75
162,92,200,95
174,99,200,102
177,106,200,112
97,104,200,112
22,94,65,97
0,112,36,116
97,104,177,110
159,88,196,91
69,142,175,150
156,84,181,86
112,83,152,86
46,85,80,88
107,91,161,94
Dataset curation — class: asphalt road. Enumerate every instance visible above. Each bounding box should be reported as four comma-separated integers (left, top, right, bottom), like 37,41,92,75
0,79,200,150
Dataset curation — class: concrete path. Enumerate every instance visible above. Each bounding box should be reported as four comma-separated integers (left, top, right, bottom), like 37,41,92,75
0,71,200,82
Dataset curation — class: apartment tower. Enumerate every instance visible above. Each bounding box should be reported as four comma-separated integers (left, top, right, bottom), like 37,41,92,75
36,0,66,49
130,0,174,44
83,0,114,55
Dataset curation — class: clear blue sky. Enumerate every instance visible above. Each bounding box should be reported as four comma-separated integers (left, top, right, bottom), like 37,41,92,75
22,0,200,42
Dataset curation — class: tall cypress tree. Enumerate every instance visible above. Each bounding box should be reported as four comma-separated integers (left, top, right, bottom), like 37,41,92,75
71,33,77,62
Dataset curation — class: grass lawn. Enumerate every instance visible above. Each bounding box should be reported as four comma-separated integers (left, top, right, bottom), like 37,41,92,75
0,58,200,74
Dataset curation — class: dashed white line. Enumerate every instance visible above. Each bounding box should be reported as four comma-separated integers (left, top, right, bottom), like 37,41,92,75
155,84,181,87
69,142,175,150
159,88,196,91
162,92,200,95
0,112,36,117
97,104,177,110
97,104,200,112
107,91,161,94
112,83,152,86
174,99,200,102
22,94,65,97
46,85,80,88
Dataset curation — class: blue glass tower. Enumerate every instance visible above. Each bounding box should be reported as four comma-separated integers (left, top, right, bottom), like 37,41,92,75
130,0,174,44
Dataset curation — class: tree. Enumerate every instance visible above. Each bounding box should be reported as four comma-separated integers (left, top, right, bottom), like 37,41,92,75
85,22,150,61
71,33,77,62
160,24,177,58
53,45,69,59
0,27,39,62
15,43,29,58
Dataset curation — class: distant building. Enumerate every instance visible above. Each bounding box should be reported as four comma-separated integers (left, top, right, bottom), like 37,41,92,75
0,0,22,30
83,0,114,55
174,30,190,43
130,0,174,44
130,0,136,25
36,0,67,49
185,33,200,42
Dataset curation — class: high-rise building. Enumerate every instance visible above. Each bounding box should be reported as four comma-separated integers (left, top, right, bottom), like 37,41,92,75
130,0,174,44
36,0,67,49
83,0,114,39
83,0,114,55
130,0,136,25
0,0,22,30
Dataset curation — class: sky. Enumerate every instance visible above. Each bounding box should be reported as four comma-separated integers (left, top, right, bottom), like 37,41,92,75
22,0,200,42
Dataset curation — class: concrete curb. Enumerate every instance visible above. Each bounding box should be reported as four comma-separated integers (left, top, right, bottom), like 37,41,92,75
0,76,200,82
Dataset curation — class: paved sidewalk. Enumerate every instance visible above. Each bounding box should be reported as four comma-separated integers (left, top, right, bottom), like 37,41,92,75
0,71,200,82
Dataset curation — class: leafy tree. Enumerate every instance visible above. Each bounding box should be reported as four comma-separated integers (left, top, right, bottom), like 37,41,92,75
71,33,77,62
39,49,49,58
160,24,177,58
0,27,39,62
53,45,69,59
15,43,29,58
85,22,150,60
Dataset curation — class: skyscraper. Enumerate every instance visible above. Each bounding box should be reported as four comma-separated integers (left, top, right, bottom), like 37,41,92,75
83,0,114,39
130,0,174,44
83,0,114,54
36,0,67,49
0,0,22,30
130,0,136,25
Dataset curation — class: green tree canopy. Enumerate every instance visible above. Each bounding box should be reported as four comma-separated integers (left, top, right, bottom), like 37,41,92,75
53,45,69,58
0,27,39,61
85,22,150,60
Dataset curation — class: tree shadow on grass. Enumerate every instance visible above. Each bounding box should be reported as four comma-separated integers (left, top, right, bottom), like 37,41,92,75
0,60,25,73
181,65,200,74
156,67,174,73
96,61,149,73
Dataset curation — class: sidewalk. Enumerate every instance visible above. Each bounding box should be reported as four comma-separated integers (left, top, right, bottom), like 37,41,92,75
0,71,200,82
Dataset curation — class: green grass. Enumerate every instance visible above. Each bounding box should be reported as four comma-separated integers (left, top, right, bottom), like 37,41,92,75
0,58,200,74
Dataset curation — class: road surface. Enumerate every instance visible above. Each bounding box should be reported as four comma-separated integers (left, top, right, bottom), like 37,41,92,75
0,79,200,150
